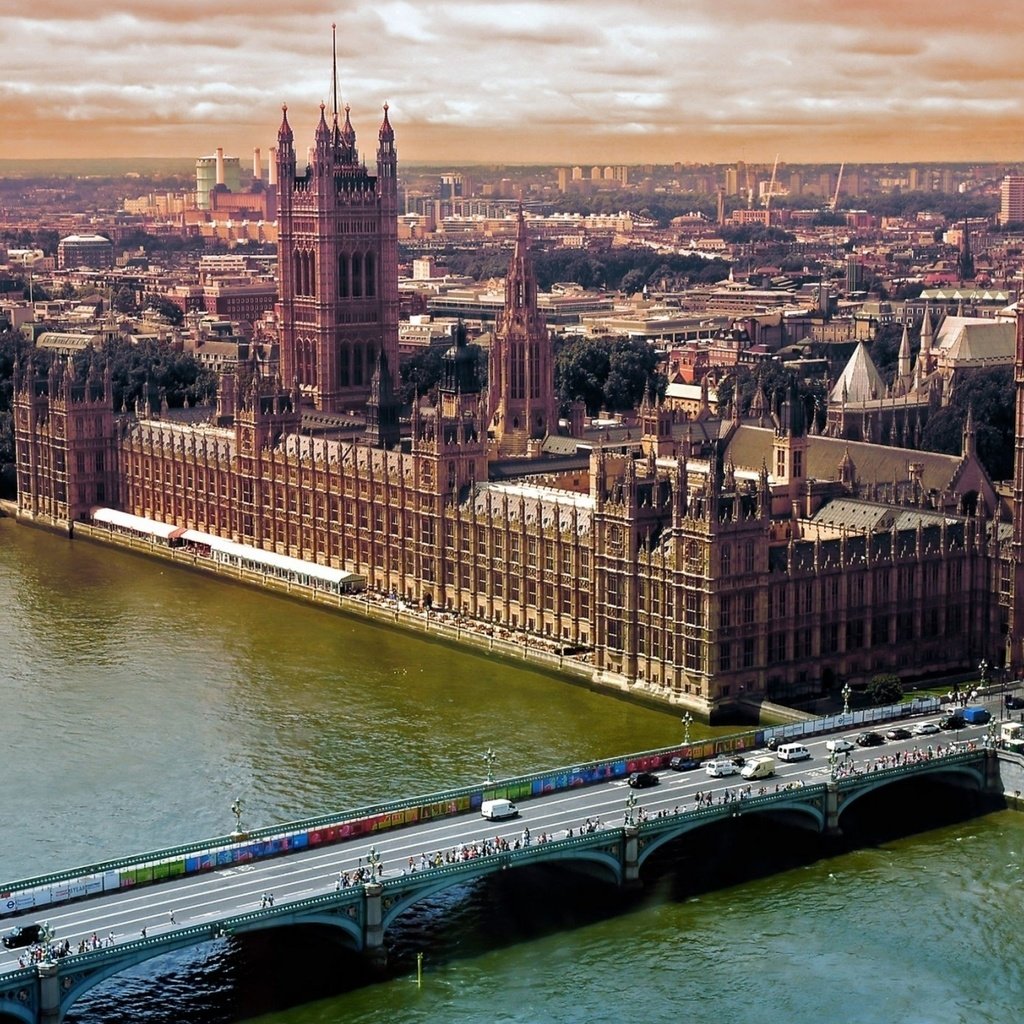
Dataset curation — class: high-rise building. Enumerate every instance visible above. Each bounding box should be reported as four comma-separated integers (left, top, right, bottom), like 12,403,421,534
999,175,1024,226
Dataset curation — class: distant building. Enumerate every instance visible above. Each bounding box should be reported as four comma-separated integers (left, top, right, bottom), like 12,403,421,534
57,234,113,271
999,175,1024,226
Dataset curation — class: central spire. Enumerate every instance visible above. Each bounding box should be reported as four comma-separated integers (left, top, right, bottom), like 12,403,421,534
331,22,340,120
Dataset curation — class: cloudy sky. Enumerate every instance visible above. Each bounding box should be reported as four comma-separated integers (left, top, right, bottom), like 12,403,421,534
3,0,1022,165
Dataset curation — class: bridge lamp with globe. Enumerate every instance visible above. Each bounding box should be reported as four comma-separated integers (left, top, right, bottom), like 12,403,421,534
681,712,693,748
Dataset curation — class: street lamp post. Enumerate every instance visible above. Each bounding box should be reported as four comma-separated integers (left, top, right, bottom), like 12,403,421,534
230,798,245,837
681,712,693,748
828,747,838,782
841,681,852,717
367,845,382,879
483,747,496,785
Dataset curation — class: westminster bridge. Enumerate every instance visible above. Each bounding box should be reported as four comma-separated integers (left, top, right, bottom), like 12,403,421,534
0,721,1013,1024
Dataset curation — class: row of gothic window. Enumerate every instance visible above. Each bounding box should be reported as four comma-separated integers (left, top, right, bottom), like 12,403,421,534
291,250,377,299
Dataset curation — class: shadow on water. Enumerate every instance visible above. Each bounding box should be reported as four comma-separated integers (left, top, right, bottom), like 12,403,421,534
64,778,1000,1024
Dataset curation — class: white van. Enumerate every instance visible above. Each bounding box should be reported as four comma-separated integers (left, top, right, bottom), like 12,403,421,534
740,756,775,780
704,759,736,778
480,798,518,821
776,743,810,762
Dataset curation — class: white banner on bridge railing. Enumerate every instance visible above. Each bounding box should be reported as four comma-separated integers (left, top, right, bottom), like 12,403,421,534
68,876,103,900
102,870,120,893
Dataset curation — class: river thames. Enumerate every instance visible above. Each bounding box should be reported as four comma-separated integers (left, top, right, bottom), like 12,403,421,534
2,515,1021,1024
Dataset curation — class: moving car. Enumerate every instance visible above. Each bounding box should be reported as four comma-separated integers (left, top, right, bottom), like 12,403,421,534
911,721,941,736
669,755,701,771
777,743,811,762
825,737,855,753
885,727,913,741
480,799,518,821
704,759,737,778
628,771,660,789
1005,695,1024,710
855,731,885,747
939,714,965,731
3,924,42,949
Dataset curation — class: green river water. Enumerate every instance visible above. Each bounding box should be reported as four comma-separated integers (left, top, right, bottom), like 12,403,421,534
1,517,1021,1024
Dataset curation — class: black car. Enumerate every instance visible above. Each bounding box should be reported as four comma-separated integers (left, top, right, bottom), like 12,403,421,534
730,754,746,767
1006,695,1024,710
885,727,913,741
766,737,780,751
855,731,885,747
939,714,965,731
669,756,700,771
628,771,660,789
3,924,42,949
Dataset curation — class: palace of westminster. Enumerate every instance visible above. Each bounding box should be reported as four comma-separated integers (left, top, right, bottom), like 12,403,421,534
11,82,1024,721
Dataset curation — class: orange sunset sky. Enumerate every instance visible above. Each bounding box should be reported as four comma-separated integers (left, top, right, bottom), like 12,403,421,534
2,0,1023,166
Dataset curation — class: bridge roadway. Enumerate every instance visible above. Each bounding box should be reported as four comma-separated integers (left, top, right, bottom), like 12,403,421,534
0,714,992,978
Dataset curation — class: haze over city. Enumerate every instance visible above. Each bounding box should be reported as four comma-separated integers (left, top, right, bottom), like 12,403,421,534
3,0,1024,165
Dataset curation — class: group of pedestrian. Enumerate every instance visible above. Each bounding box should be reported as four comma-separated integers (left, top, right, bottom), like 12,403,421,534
259,892,275,908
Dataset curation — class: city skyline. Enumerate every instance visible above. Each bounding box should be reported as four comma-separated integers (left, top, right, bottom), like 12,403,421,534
2,1,1024,166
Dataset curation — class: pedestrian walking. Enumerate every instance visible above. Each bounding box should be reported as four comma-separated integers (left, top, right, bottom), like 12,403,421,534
168,911,176,925
141,926,147,939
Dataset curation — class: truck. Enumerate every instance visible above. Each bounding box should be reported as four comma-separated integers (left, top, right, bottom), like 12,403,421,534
962,706,991,725
1000,722,1024,754
740,756,775,781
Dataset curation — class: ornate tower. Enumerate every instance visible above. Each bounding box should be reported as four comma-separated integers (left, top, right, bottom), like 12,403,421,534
1010,307,1024,669
275,27,398,414
486,210,557,458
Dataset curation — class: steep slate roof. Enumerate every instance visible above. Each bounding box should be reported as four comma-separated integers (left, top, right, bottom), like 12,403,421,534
724,424,972,495
829,341,887,403
809,498,958,532
937,318,1014,365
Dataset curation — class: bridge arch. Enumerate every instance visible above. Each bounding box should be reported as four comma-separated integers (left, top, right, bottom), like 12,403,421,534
637,797,828,867
380,846,623,933
836,762,987,822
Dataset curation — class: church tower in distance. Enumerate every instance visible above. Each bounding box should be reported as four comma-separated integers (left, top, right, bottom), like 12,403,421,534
486,209,557,458
275,26,399,414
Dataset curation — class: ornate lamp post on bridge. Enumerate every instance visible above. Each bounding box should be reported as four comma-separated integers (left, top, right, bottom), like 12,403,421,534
828,747,839,782
230,798,245,838
841,681,852,717
483,747,496,785
681,712,693,748
367,845,382,879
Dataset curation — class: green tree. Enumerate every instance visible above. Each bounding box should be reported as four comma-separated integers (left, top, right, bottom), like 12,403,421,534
866,673,903,706
555,335,663,414
143,294,185,326
112,285,139,314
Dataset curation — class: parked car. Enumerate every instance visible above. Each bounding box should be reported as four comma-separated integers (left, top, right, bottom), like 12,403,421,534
855,731,885,747
885,727,913,741
669,756,700,772
939,714,965,731
3,924,42,949
911,721,941,736
826,737,856,753
628,771,660,789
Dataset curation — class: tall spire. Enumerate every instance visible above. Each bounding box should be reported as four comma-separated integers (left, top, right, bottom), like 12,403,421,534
331,22,339,120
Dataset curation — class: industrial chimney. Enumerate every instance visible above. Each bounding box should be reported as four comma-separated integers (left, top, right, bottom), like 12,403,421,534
253,147,262,182
268,147,278,186
215,147,225,186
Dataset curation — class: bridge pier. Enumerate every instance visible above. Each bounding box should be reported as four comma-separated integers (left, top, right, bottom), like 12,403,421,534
363,883,388,965
37,962,60,1024
824,784,842,837
622,826,642,888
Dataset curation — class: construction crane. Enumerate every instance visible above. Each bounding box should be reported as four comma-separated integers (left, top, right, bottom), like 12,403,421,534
828,162,845,212
765,153,778,224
